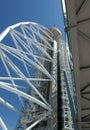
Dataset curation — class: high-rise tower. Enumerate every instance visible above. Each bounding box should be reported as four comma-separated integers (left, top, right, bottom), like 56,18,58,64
0,22,77,130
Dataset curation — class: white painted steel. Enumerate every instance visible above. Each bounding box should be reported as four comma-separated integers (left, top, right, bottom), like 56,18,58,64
0,98,22,115
25,112,50,130
0,22,55,130
0,118,8,130
59,41,74,130
0,82,51,111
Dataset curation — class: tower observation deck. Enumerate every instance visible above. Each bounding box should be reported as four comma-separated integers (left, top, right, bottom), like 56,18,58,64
0,22,77,130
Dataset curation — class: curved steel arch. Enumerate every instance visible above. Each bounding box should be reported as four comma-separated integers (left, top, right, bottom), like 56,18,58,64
0,22,59,130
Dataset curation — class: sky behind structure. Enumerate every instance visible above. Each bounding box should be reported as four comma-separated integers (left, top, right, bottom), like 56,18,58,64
0,0,65,38
0,0,65,129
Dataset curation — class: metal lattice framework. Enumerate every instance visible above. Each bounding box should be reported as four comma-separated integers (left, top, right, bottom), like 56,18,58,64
0,22,75,130
59,42,75,130
0,22,57,130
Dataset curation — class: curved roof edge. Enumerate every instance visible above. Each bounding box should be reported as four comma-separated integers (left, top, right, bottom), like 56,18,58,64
0,22,36,42
0,22,62,48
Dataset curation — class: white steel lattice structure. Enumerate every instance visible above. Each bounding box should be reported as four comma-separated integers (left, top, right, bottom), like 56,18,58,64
0,22,75,130
59,42,75,130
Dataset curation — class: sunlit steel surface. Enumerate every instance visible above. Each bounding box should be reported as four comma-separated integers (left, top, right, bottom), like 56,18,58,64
0,22,74,130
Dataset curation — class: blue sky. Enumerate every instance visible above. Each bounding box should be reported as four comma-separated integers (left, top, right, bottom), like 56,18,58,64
0,0,65,129
0,0,65,39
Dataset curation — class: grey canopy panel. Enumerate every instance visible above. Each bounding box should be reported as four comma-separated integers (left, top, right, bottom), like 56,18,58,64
64,0,90,129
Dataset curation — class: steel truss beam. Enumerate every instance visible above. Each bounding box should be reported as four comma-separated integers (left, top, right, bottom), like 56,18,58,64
78,29,90,41
82,126,90,128
59,42,75,130
0,22,56,130
82,92,90,95
76,0,87,15
81,83,90,92
0,117,8,130
77,18,90,25
82,114,90,121
80,66,90,70
82,108,90,111
25,111,50,130
0,82,51,111
0,97,22,115
81,95,90,101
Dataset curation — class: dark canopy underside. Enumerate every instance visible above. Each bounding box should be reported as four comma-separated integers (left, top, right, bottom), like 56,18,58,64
64,0,90,130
